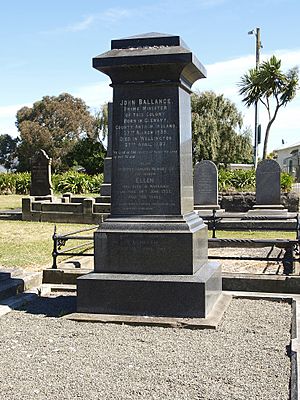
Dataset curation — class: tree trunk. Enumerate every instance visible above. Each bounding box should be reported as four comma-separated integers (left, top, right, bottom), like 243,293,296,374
262,106,280,159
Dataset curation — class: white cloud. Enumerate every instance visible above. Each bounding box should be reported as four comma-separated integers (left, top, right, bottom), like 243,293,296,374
42,8,134,35
73,80,113,110
65,15,95,32
100,8,132,23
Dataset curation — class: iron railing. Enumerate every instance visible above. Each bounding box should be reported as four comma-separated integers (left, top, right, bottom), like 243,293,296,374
52,225,98,269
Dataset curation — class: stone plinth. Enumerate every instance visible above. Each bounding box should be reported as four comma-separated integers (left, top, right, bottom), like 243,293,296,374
77,33,222,318
77,264,221,318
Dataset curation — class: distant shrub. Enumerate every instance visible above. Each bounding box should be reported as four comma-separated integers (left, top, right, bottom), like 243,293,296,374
280,172,295,192
53,171,104,194
218,169,256,191
88,174,104,193
53,171,91,194
0,172,30,194
0,172,103,195
218,169,294,192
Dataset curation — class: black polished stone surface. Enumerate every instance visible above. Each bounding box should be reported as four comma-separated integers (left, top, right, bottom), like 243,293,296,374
77,262,221,318
93,33,206,88
111,32,189,50
94,213,208,275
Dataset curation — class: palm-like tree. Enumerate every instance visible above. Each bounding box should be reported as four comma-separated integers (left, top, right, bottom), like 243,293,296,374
238,55,299,159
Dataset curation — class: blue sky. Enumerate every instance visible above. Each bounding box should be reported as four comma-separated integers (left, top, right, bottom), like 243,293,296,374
1,0,299,155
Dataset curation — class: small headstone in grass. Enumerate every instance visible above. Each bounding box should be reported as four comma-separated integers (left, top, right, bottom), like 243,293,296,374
194,160,220,210
254,159,283,209
30,149,53,197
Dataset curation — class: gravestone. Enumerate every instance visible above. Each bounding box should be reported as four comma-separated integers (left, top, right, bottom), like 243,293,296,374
77,33,222,318
194,160,220,210
99,102,113,197
30,149,53,197
253,159,284,211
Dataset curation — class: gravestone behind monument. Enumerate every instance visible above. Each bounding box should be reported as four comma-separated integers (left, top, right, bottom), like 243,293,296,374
254,159,283,209
77,33,222,318
194,160,220,210
30,149,53,197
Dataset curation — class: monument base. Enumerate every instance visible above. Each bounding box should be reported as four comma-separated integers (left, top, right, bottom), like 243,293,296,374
77,262,221,318
194,204,222,210
249,205,288,216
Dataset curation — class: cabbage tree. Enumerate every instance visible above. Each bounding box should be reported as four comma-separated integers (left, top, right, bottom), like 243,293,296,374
238,55,299,159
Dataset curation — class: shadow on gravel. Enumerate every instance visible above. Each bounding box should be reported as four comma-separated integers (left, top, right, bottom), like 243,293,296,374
18,295,76,318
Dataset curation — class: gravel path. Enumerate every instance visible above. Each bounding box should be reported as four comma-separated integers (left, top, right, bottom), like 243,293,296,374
209,246,287,274
0,296,291,400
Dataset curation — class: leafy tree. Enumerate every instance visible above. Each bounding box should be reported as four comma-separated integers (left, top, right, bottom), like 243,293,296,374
65,137,106,175
16,93,102,171
0,134,19,171
94,103,109,141
192,91,253,165
238,55,299,159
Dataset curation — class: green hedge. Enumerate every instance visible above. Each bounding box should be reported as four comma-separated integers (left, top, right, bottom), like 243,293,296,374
0,172,31,194
218,169,294,192
0,169,294,195
0,172,103,195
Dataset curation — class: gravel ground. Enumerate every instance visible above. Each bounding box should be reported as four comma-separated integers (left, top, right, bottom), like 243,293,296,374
0,296,292,400
209,246,289,274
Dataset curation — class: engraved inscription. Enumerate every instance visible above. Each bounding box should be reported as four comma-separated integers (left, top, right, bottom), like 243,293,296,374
112,93,179,215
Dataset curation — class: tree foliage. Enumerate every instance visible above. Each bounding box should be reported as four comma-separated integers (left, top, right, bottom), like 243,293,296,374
191,91,253,165
0,134,19,171
65,137,106,175
16,93,103,171
238,55,299,159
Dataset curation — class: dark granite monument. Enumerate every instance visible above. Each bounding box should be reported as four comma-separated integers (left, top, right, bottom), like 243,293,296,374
30,149,53,197
252,159,284,211
194,160,220,211
77,33,222,318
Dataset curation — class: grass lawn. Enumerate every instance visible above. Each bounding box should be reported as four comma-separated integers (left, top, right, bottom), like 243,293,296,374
0,195,24,210
208,230,296,239
0,220,94,271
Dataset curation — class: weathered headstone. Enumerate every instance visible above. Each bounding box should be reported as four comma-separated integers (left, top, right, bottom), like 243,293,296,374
77,33,222,318
194,160,220,210
30,149,53,197
254,159,284,210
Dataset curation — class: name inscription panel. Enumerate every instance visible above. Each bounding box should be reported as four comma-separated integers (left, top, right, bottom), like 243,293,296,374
112,87,180,215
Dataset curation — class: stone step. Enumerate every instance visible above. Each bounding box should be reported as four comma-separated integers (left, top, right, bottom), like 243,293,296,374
93,203,111,213
95,196,111,204
0,271,42,301
43,268,92,285
0,269,23,282
0,290,39,317
0,210,22,220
